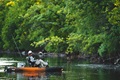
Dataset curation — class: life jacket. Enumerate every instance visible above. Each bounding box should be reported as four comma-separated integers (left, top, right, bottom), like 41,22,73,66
27,57,35,67
28,57,32,63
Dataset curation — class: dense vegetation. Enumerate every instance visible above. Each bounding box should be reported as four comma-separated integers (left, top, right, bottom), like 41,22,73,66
0,0,120,59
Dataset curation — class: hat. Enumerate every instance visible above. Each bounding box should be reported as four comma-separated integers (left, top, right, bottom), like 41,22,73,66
28,50,33,55
39,51,42,54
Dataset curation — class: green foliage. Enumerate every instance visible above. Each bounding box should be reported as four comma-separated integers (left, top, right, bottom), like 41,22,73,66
66,33,83,54
34,36,65,53
0,0,120,58
0,0,7,49
108,1,120,27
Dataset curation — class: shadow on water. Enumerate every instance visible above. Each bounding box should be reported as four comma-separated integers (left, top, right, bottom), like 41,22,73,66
64,62,120,80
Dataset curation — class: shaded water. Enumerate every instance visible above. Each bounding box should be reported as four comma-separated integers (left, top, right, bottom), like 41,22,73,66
0,57,120,80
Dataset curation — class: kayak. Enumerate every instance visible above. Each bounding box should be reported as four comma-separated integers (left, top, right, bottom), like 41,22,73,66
4,66,63,73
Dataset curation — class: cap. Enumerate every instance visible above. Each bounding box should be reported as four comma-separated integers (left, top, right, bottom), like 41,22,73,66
28,50,33,55
39,51,42,54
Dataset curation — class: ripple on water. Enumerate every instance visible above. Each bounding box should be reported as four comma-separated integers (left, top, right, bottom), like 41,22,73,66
0,62,14,66
0,58,19,66
75,64,120,70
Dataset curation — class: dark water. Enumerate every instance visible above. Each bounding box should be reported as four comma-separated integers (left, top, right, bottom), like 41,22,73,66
0,57,120,80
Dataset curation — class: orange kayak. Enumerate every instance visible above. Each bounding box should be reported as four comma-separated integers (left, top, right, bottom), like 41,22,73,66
4,66,63,73
20,67,46,72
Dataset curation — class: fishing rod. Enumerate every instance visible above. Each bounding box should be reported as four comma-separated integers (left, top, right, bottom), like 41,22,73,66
12,34,22,57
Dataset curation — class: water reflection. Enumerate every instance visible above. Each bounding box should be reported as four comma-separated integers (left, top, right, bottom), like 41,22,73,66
7,72,46,80
6,72,62,80
0,58,18,66
1,57,120,80
0,58,18,72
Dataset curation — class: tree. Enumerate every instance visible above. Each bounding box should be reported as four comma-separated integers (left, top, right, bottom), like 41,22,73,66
1,0,34,50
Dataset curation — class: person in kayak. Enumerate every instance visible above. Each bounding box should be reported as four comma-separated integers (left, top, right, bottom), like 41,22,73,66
26,50,48,67
26,50,36,67
35,58,49,67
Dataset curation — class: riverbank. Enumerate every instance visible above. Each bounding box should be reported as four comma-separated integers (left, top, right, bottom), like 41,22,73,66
65,53,120,65
0,51,120,65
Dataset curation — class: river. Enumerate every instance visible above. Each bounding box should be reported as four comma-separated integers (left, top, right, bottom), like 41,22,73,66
0,57,120,80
